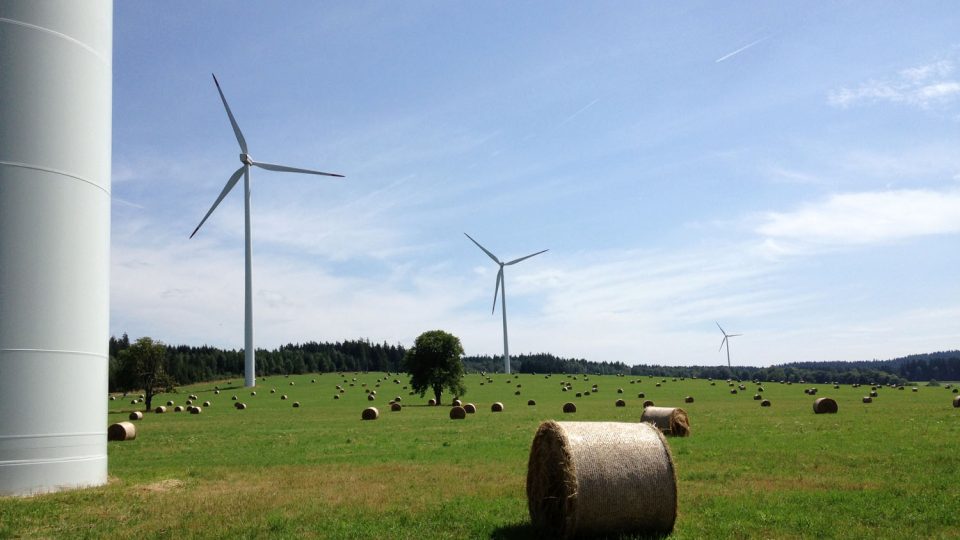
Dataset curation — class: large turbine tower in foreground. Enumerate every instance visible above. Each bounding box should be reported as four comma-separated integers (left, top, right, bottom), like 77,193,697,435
190,74,344,388
465,233,548,375
0,1,111,496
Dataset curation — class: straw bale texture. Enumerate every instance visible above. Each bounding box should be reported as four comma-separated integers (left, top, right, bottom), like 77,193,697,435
450,406,466,420
463,403,477,414
813,397,838,414
154,406,166,414
107,422,137,441
526,421,677,539
640,406,690,437
361,407,379,420
128,411,143,421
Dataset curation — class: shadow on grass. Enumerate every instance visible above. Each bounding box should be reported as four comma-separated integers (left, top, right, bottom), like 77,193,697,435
490,522,537,539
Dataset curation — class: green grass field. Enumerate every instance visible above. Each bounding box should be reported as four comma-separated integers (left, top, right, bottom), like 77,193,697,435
2,373,959,539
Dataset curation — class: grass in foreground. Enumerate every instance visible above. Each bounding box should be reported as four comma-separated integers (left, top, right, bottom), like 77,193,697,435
2,374,959,539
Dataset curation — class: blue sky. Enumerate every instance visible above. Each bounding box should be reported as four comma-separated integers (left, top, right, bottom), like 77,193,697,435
111,2,960,366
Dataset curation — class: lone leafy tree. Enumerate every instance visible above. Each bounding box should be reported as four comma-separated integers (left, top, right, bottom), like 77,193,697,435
115,336,175,411
404,330,466,405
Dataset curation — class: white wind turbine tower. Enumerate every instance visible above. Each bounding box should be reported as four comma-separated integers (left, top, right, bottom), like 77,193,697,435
190,74,344,388
465,233,548,375
716,322,742,368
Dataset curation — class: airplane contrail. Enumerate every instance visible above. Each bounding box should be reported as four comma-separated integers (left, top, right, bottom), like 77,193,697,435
558,98,600,127
715,36,769,63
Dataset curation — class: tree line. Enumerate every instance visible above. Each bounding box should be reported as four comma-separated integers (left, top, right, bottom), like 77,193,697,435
108,334,959,391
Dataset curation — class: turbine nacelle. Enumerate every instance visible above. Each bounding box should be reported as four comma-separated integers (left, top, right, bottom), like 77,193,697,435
240,153,254,165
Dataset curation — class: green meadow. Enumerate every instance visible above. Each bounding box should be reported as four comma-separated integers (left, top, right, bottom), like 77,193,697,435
2,373,958,539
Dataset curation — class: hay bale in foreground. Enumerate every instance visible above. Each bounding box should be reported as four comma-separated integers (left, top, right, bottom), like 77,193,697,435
526,421,677,539
813,397,838,414
107,422,137,442
128,411,143,421
563,402,577,413
491,402,504,412
361,407,379,420
953,395,960,408
450,406,466,420
640,406,690,437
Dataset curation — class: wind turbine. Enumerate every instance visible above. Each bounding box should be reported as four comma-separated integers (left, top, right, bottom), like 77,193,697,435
190,74,344,388
716,322,742,368
464,233,548,374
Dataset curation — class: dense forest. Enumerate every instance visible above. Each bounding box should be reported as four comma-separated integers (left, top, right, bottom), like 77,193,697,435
108,334,959,391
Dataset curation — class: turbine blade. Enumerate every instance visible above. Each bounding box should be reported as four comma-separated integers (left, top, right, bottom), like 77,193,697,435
716,321,726,335
253,161,344,178
492,268,503,314
719,337,727,352
190,166,245,238
505,249,549,265
729,333,743,337
212,73,248,154
464,233,501,264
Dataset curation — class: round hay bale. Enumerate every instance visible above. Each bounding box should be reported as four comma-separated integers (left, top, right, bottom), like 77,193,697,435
452,399,463,407
270,389,276,393
953,395,960,408
174,406,184,412
391,402,402,412
394,396,401,402
464,403,477,414
862,396,873,403
954,388,959,394
110,396,116,401
154,406,166,414
232,395,238,400
164,400,175,406
760,399,771,407
107,422,137,442
361,407,379,420
190,406,202,414
281,394,288,400
214,390,220,395
491,402,504,412
250,391,257,396
528,399,537,406
642,400,655,408
515,390,522,396
753,394,762,400
912,387,918,392
333,394,340,400
428,398,437,406
813,397,838,414
203,401,211,407
185,399,193,405
730,389,738,395
367,394,375,401
869,390,878,398
235,402,247,410
637,392,645,399
617,388,624,394
290,381,295,386
526,421,676,539
615,399,626,407
450,406,467,420
293,402,301,408
640,406,690,437
562,402,577,413
684,396,694,404
129,411,143,421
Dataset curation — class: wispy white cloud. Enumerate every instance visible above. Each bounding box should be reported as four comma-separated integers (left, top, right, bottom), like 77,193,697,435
756,189,960,249
829,58,960,109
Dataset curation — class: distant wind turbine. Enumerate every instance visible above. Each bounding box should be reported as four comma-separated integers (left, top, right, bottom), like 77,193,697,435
716,322,742,368
190,74,344,388
465,233,548,375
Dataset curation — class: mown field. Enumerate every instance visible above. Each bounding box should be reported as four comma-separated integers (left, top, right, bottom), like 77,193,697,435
2,372,959,539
